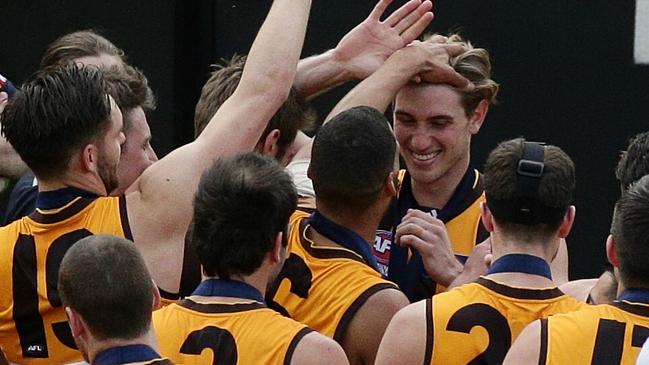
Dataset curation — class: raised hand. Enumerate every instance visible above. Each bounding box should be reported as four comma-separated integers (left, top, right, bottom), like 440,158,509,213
395,209,463,287
381,39,472,89
333,0,434,80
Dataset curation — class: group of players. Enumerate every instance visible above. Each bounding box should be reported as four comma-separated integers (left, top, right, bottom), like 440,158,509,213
1,0,649,364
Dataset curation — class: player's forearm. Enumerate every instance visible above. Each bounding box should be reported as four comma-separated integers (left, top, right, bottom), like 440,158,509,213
325,62,410,122
198,0,312,152
294,50,354,100
237,0,311,103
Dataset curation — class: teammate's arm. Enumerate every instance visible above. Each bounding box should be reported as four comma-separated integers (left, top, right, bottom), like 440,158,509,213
326,38,471,121
375,300,429,365
294,0,433,99
341,288,409,365
503,320,542,365
126,0,312,291
290,332,350,365
293,40,470,161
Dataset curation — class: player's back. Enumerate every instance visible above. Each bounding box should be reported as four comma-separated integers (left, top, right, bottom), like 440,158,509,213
428,277,585,365
267,210,398,340
544,298,649,364
153,298,311,364
0,195,129,364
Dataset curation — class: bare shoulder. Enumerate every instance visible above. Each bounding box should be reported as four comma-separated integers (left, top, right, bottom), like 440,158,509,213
290,331,349,365
342,287,409,365
353,287,410,328
503,319,542,365
559,278,597,302
375,300,429,365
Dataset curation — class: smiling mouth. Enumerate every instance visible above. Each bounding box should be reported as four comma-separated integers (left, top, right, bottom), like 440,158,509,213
411,150,441,161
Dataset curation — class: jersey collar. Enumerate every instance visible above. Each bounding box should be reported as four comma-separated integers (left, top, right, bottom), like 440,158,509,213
36,187,100,210
94,344,162,365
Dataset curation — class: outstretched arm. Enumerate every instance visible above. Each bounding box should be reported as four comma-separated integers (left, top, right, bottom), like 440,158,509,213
327,37,471,120
294,0,434,99
127,0,312,293
293,39,470,161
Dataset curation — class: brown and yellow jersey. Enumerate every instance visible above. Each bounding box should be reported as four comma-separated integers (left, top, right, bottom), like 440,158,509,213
153,297,311,365
267,210,398,341
426,277,585,365
542,291,649,364
0,194,130,365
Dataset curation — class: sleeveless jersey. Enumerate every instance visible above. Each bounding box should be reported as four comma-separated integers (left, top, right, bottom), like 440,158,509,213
0,196,131,365
542,301,649,364
374,168,487,301
153,298,311,365
267,210,398,341
426,277,585,365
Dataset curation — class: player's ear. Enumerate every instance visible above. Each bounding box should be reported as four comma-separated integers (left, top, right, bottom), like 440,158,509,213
606,234,620,269
385,171,398,197
66,307,86,338
480,202,495,232
80,143,100,174
270,232,284,264
558,205,576,238
260,129,281,157
468,99,489,134
151,281,162,310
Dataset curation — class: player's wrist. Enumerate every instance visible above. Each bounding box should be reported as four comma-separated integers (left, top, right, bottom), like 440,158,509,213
428,257,463,287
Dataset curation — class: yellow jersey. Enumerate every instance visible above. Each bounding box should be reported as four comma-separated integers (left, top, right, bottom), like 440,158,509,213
0,195,130,365
268,210,398,341
153,298,311,365
426,277,585,365
543,296,649,364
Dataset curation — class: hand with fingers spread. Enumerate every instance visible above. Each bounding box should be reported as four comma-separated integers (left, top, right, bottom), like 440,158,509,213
333,0,434,80
383,39,473,90
395,209,463,287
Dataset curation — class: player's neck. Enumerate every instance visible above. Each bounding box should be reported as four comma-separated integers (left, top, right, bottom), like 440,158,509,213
200,274,268,300
491,226,559,260
410,159,469,209
38,170,107,196
314,205,383,245
488,237,558,288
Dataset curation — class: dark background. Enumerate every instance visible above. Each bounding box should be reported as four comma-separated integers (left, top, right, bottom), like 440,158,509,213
1,0,645,279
